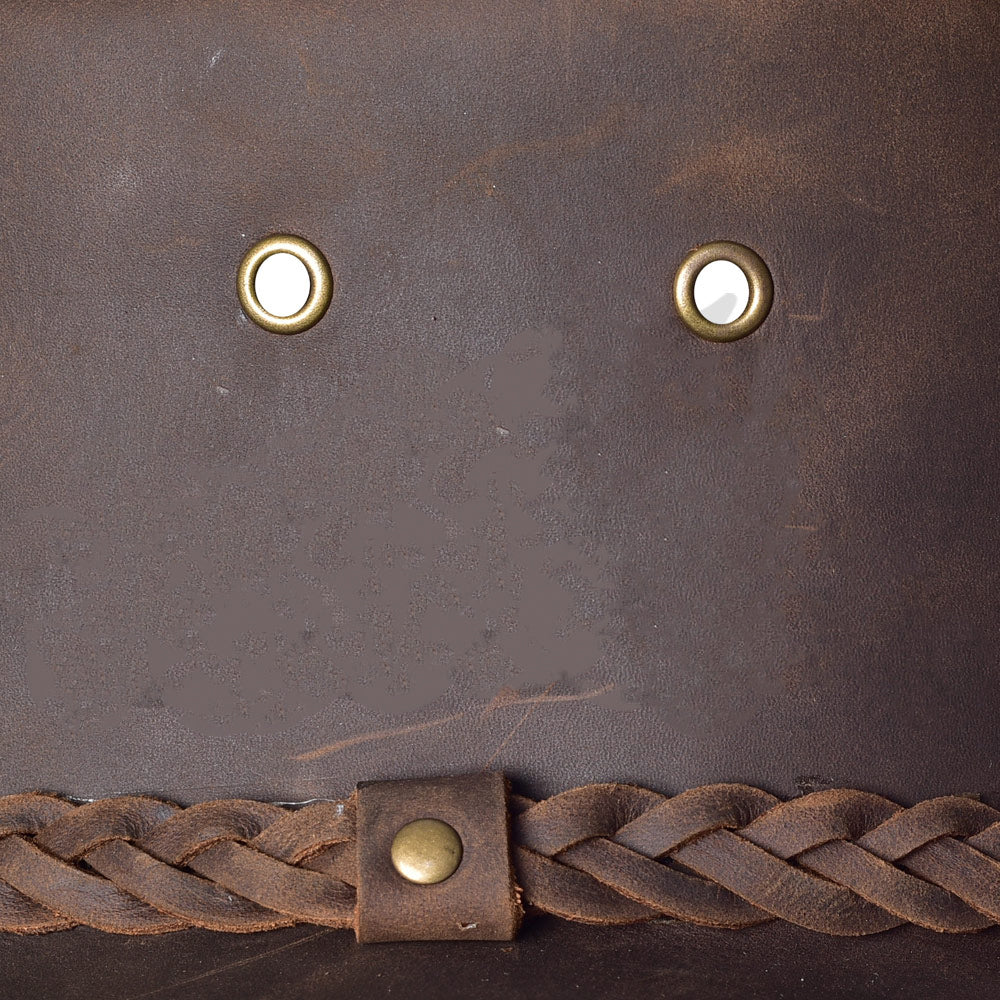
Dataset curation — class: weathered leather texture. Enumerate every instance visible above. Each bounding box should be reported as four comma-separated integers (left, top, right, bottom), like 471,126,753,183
510,784,1000,935
2,0,999,995
0,789,357,933
355,772,521,942
11,780,1000,940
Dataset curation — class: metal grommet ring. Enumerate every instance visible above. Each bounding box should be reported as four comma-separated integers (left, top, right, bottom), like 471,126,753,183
673,240,773,343
237,234,334,334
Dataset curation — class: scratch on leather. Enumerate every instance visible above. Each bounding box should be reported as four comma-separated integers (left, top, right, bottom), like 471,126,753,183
122,928,335,1000
292,683,616,762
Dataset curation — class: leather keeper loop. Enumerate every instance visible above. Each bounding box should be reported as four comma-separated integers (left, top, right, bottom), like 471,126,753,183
354,773,523,943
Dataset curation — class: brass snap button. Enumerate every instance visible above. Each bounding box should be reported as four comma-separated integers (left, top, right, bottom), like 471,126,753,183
237,233,334,334
390,818,463,885
673,240,773,342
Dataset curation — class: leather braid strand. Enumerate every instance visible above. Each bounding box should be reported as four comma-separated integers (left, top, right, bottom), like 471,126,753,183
4,783,1000,936
510,784,1000,935
0,792,358,934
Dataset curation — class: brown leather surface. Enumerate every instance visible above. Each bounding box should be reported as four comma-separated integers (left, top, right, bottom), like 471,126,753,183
356,772,521,941
2,0,999,992
3,0,998,810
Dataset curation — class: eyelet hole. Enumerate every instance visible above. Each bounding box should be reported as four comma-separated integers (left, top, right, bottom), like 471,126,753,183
254,252,311,318
693,258,750,325
237,234,334,334
673,240,773,343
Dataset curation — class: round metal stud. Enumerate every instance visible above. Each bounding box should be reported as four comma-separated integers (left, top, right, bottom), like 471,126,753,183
673,240,773,342
237,234,334,334
390,818,463,885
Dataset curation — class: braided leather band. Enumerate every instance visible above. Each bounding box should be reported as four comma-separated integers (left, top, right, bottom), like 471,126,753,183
4,781,1000,936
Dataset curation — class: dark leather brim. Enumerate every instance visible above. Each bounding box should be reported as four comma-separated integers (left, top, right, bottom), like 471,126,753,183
4,920,1000,1000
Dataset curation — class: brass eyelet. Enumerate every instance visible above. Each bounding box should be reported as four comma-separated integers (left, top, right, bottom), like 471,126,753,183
237,234,334,334
673,240,773,342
